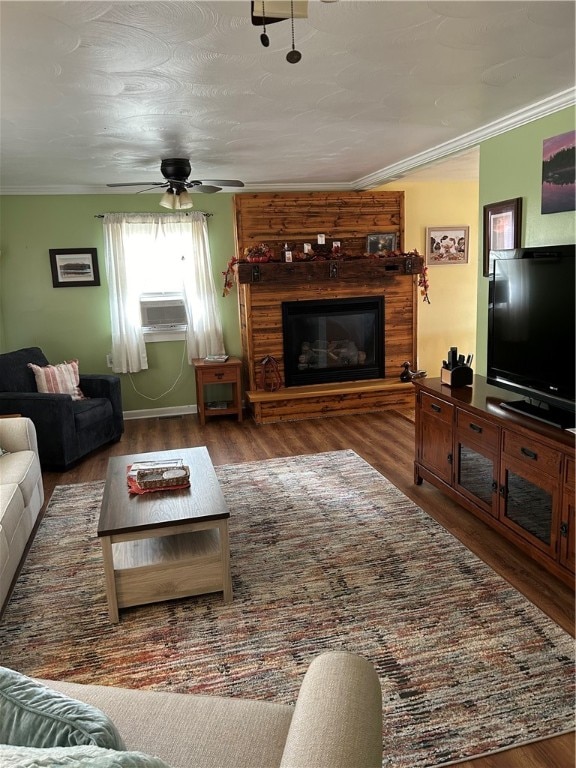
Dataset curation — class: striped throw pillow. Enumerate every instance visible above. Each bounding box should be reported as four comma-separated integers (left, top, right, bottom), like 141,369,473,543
28,359,85,400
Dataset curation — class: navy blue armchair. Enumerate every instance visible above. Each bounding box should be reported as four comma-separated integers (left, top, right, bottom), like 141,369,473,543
0,347,124,470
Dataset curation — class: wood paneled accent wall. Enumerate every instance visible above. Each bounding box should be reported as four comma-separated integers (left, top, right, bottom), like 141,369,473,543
233,191,418,421
234,191,404,258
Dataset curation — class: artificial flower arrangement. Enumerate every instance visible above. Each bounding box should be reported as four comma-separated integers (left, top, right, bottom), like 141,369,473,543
244,243,273,262
222,243,272,296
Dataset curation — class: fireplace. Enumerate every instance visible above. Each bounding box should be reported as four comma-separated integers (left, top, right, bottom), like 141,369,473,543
282,296,384,387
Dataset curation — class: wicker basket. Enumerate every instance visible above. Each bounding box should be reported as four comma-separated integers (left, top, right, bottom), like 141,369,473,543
135,465,190,490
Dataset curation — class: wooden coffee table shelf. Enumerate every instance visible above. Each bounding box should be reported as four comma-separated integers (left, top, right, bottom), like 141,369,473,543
98,447,232,623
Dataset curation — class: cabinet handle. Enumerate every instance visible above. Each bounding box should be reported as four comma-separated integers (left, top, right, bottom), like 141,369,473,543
431,403,441,413
215,372,224,380
491,480,498,493
520,447,537,460
560,522,569,537
499,484,507,499
469,423,483,433
447,452,453,464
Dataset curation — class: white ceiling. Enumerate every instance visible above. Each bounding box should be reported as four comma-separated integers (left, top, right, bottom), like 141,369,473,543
1,1,574,195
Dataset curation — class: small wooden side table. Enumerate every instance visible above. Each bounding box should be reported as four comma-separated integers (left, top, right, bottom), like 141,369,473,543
192,357,243,426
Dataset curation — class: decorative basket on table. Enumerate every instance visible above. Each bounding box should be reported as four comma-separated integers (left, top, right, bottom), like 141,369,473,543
127,460,191,493
136,467,190,489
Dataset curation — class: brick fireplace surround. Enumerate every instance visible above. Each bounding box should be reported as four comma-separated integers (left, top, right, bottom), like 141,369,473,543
233,192,421,424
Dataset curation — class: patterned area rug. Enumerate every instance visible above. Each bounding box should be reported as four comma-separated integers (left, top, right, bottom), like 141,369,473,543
1,450,574,767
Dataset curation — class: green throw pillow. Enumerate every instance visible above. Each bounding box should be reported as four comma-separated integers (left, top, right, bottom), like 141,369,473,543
0,666,125,749
0,745,173,767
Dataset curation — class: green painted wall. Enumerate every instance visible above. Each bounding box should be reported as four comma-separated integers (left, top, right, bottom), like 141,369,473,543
0,194,240,412
476,106,576,374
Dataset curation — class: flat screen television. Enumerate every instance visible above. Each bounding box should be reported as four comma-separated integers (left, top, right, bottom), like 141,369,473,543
487,244,575,429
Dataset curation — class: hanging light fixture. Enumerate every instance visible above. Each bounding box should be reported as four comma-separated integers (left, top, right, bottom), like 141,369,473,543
159,188,176,209
177,189,193,209
159,186,193,210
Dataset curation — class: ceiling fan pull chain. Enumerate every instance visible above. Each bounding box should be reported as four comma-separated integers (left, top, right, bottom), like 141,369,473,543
260,1,270,47
286,0,302,63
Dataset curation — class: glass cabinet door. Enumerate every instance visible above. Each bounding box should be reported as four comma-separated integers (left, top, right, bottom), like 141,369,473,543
559,457,575,572
455,441,498,518
499,462,559,558
504,470,552,543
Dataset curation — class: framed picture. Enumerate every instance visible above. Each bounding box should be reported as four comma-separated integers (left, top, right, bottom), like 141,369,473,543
541,130,575,214
425,226,469,265
482,198,522,276
49,248,100,287
367,233,397,254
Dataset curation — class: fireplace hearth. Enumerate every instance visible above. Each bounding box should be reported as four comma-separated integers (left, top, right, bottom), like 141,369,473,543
282,296,384,386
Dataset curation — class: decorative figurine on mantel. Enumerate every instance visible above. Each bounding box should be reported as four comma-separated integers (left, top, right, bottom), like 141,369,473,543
400,362,427,382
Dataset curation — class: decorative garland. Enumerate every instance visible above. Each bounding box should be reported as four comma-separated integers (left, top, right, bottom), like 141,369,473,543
222,246,430,303
418,263,431,304
222,256,239,297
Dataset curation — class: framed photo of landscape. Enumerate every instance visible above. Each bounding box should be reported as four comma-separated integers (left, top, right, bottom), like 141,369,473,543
482,198,522,276
426,226,469,265
49,248,100,287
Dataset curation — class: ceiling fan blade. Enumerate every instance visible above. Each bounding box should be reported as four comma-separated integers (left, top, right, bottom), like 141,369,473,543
106,182,166,187
198,179,245,188
136,186,167,194
194,185,222,194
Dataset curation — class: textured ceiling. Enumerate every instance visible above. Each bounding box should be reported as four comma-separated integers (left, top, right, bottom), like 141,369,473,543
1,1,574,194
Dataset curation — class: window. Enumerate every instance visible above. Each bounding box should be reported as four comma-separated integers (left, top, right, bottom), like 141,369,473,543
123,224,189,339
103,212,224,373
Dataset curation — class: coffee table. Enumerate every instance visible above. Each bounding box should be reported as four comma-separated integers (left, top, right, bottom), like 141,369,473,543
97,447,232,623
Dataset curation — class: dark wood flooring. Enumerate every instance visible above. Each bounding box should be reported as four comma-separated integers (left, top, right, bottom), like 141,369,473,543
21,410,576,766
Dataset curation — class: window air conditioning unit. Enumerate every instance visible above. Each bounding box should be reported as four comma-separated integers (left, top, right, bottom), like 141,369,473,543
140,295,188,331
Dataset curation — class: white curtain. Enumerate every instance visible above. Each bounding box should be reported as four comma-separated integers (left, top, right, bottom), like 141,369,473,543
180,213,226,360
103,213,148,373
103,212,224,373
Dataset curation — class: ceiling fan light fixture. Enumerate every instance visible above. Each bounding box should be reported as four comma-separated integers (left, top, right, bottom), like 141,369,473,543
177,189,193,209
107,159,244,195
159,189,176,209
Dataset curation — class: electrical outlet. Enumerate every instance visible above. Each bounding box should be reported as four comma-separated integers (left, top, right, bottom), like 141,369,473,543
106,353,113,368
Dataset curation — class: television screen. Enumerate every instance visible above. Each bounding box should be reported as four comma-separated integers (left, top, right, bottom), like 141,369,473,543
487,246,575,428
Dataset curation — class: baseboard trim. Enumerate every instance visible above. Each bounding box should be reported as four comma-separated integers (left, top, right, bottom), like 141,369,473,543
123,405,198,421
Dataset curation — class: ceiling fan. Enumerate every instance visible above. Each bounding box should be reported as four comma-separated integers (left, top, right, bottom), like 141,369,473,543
106,158,245,209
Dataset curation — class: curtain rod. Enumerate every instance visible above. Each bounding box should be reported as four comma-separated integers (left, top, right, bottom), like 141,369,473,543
94,212,212,218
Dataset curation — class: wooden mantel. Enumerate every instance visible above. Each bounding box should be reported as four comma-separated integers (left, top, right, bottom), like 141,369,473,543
233,191,419,423
237,255,423,285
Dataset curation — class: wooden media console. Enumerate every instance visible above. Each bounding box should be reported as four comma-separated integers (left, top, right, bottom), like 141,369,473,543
413,376,575,587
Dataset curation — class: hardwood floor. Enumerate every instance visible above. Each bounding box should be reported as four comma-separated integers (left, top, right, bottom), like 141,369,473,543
34,410,576,766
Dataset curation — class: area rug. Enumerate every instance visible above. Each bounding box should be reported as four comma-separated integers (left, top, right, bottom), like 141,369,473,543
1,450,573,767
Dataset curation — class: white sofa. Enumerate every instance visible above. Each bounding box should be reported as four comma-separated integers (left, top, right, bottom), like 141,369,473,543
0,417,44,609
37,650,383,768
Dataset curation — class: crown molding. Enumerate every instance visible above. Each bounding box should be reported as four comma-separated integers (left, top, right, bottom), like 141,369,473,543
353,88,576,189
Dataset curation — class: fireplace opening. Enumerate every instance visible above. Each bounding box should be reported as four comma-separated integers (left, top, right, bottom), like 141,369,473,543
282,296,384,387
